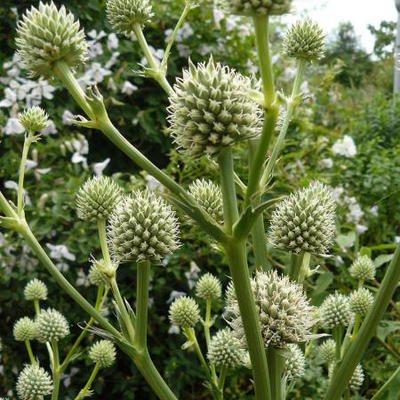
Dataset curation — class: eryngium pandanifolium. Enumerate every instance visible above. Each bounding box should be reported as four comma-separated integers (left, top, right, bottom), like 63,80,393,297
89,340,116,368
13,318,37,342
169,296,200,328
283,18,325,61
349,255,376,281
168,58,262,158
36,308,70,342
319,339,336,364
221,0,292,16
76,176,122,222
188,179,224,224
284,344,306,381
228,270,314,348
349,364,364,392
108,190,180,263
16,2,87,78
24,279,48,301
268,181,336,255
18,107,48,132
349,288,373,317
16,364,53,400
89,258,109,287
106,0,153,36
320,292,353,330
207,328,245,369
195,273,222,301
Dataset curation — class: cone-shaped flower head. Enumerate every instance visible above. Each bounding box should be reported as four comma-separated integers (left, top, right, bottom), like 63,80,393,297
283,19,325,61
16,364,53,400
349,255,376,281
225,281,237,309
169,296,200,328
13,318,37,342
222,0,292,16
24,279,48,301
89,340,116,368
16,2,88,78
207,328,245,369
228,270,314,348
36,308,69,342
168,58,262,158
18,107,48,132
108,190,180,263
188,179,224,224
89,258,109,287
269,181,336,255
195,273,222,301
349,364,364,392
284,344,306,381
319,339,336,364
76,176,122,222
349,288,373,317
106,0,153,36
320,292,353,330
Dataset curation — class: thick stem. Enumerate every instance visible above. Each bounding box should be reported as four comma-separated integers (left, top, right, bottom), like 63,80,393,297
74,363,100,400
17,132,33,216
333,326,343,362
51,340,60,400
97,219,112,267
266,348,284,400
287,252,305,281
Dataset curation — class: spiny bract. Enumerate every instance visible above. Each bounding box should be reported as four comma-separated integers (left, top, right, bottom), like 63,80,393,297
13,318,37,342
284,344,306,381
349,288,374,317
169,296,200,328
319,339,336,364
195,273,222,301
18,107,48,132
16,364,53,400
108,190,180,263
16,2,87,78
24,279,48,301
228,270,314,348
36,308,70,343
349,255,376,282
268,181,336,255
221,0,292,16
349,364,364,392
88,258,109,287
168,58,262,158
320,292,353,330
89,340,117,368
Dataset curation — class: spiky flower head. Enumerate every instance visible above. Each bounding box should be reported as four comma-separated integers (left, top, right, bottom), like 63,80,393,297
16,2,87,78
225,281,237,309
168,58,262,158
207,328,245,369
89,340,116,368
76,176,122,222
108,190,180,263
88,258,109,287
188,179,224,224
320,292,353,330
221,0,292,16
169,296,200,328
349,255,376,282
283,19,325,61
24,279,48,302
349,288,373,317
284,344,306,381
18,107,48,132
350,364,364,392
106,0,153,36
36,308,69,343
13,318,37,342
268,181,336,255
195,273,222,301
228,270,314,348
319,339,336,364
16,364,53,400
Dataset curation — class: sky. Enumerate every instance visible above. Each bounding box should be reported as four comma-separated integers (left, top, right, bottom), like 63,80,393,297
284,0,397,53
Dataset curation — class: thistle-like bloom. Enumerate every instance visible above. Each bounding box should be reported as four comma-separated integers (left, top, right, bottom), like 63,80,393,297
349,288,373,317
207,328,245,369
24,279,48,301
349,364,364,392
76,176,122,222
13,318,37,342
16,2,88,78
169,296,200,328
88,258,109,287
319,339,336,364
195,273,222,301
222,0,292,16
283,19,325,61
36,308,70,343
89,340,116,368
188,179,224,224
18,107,48,132
319,292,353,330
225,281,236,309
349,255,376,282
108,190,180,263
228,270,314,348
268,181,336,255
16,364,53,400
168,58,262,158
284,344,306,381
106,0,153,36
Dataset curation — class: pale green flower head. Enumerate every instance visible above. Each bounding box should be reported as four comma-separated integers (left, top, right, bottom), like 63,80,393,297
18,107,48,133
16,364,53,400
284,344,306,381
24,279,48,302
13,318,37,342
349,364,364,392
319,339,336,364
169,296,200,328
349,255,376,281
220,0,292,16
89,340,117,368
89,258,109,287
195,273,222,301
349,288,374,317
320,292,353,330
36,308,70,343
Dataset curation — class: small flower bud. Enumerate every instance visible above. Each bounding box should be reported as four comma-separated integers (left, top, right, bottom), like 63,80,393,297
18,107,48,133
24,279,48,302
349,288,373,317
13,318,37,342
349,255,376,281
222,0,292,16
169,296,200,328
195,273,222,301
320,292,353,330
349,364,364,392
319,339,336,364
36,308,70,343
89,258,109,287
16,364,53,400
284,344,305,381
89,340,116,368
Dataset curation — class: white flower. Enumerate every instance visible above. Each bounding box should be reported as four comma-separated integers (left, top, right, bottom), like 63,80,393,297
332,135,357,157
395,236,400,244
92,158,111,177
76,268,90,287
88,29,107,41
4,180,31,205
356,224,368,234
4,117,24,135
213,7,224,28
31,79,55,101
107,33,119,50
145,175,163,192
184,261,201,289
121,81,138,95
0,88,17,108
177,44,190,58
46,243,76,261
369,205,378,216
80,63,111,86
168,324,180,334
332,186,344,202
347,200,364,224
141,47,164,66
167,290,187,304
25,159,38,172
320,158,333,169
62,110,75,126
105,52,120,69
41,120,57,135
70,138,89,168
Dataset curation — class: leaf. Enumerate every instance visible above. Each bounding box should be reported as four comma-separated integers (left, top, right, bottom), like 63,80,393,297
376,320,400,342
336,231,356,250
360,246,372,257
374,254,394,269
311,271,334,306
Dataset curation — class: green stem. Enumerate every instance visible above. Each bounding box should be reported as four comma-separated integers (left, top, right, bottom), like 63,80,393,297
324,244,400,400
371,365,400,400
298,252,311,284
97,219,112,267
17,131,33,216
266,348,284,400
204,298,212,349
74,363,100,400
25,340,35,364
0,191,15,218
51,340,60,400
33,299,40,316
218,367,227,399
333,326,343,362
350,315,361,342
288,252,305,281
